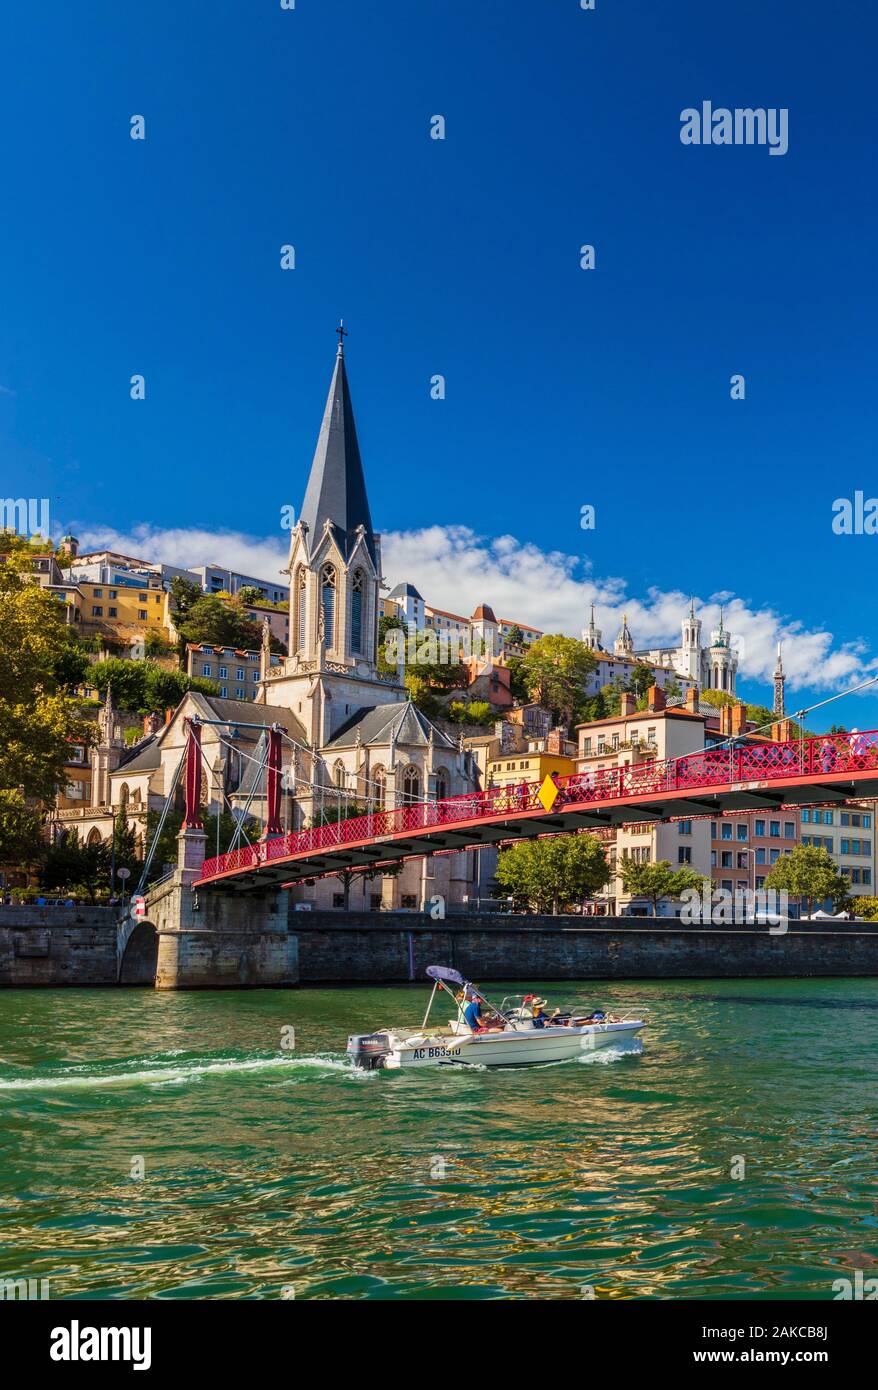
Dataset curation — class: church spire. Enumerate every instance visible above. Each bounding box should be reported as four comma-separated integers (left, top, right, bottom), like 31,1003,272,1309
298,326,376,564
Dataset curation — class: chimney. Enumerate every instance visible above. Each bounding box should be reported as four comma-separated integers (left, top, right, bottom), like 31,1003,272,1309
143,712,163,736
685,686,699,713
719,705,732,735
771,718,794,742
547,727,564,755
619,692,636,716
731,702,748,736
165,707,175,727
647,684,666,712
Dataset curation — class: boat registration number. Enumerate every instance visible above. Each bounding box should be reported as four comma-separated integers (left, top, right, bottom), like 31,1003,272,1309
412,1045,461,1060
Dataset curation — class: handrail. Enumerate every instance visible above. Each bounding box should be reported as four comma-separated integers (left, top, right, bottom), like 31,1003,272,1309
199,728,878,881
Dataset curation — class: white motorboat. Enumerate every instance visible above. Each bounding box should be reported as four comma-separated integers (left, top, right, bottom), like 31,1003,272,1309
347,966,646,1070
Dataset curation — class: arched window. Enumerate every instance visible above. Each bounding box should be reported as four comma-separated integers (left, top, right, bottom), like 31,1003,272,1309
435,767,449,801
402,765,421,802
334,760,346,789
296,568,307,651
87,828,102,846
372,765,386,810
321,564,337,648
351,570,364,653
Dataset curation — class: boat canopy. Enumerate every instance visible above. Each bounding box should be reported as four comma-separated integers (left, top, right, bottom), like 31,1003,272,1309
425,965,465,987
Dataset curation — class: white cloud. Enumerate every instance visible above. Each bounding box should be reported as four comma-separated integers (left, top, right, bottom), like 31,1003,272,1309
76,519,875,696
75,523,289,587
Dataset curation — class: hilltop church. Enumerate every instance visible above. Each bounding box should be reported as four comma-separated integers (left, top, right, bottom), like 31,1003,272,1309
97,331,481,911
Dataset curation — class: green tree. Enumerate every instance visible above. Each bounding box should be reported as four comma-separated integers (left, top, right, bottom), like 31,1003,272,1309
629,661,655,699
110,807,141,891
495,833,610,915
765,844,849,918
618,858,706,916
0,789,45,869
519,635,597,728
90,658,148,711
176,594,264,650
169,576,203,622
664,678,683,703
504,625,524,648
41,830,111,903
53,636,91,693
0,535,91,799
237,585,265,605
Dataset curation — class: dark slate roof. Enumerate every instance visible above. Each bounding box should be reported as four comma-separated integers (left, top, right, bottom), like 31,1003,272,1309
324,701,457,751
298,345,376,565
388,582,423,601
187,692,308,745
116,735,161,775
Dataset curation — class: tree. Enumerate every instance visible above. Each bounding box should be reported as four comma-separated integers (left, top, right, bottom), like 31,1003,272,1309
169,576,203,622
0,535,91,799
89,659,219,716
41,830,111,903
518,635,596,728
110,807,141,891
0,789,45,868
851,896,878,922
664,678,683,703
495,834,610,915
765,844,849,918
237,585,265,606
504,625,524,648
629,661,655,699
53,636,91,693
176,594,265,651
617,858,706,916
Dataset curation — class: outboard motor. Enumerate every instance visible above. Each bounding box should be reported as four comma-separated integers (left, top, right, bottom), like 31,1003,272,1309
347,1033,391,1070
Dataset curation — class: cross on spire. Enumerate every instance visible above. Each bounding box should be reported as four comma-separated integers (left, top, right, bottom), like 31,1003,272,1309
335,319,348,353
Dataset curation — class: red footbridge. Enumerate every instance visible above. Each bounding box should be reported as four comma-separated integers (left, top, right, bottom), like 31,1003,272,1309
192,727,878,894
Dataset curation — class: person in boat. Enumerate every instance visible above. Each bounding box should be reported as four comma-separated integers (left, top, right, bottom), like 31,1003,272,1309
530,996,549,1028
461,987,504,1033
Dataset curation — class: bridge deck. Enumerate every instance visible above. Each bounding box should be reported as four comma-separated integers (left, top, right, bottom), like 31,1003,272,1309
195,731,878,892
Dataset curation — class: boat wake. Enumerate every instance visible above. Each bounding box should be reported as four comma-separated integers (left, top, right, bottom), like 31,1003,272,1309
0,1053,364,1094
578,1040,644,1065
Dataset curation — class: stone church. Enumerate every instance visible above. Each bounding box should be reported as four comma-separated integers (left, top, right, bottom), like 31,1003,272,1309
102,332,480,910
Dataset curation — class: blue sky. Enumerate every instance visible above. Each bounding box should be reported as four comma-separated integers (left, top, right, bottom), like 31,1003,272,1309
1,1,877,727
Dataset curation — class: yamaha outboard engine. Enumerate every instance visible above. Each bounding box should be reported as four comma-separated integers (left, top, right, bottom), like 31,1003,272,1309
347,1033,391,1070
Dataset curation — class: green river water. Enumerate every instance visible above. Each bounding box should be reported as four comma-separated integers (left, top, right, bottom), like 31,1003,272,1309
0,979,876,1300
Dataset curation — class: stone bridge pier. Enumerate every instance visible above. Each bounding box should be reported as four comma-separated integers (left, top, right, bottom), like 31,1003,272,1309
142,826,298,990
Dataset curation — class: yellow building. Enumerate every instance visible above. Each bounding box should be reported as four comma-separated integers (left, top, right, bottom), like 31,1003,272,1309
78,579,173,638
486,746,575,790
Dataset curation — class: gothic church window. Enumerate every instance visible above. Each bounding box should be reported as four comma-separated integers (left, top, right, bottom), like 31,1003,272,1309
351,570,364,653
296,568,307,651
402,765,421,802
321,564,337,647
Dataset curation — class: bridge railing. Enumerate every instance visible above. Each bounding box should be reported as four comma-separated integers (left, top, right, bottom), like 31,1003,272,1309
198,728,878,881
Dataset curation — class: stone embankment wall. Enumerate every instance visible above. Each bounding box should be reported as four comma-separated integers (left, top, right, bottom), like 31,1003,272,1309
0,906,117,986
3,906,878,987
290,911,878,983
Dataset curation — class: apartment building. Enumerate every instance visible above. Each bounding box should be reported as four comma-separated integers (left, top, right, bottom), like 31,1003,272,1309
186,642,282,700
576,685,712,914
801,801,875,899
